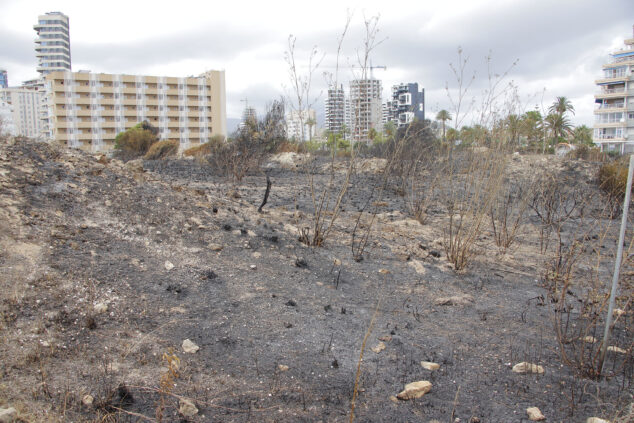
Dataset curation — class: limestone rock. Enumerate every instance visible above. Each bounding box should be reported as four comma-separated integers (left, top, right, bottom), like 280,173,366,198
583,336,597,343
278,364,289,372
434,294,474,306
371,342,386,354
125,159,144,173
378,268,390,274
586,418,610,423
396,380,432,400
182,339,199,353
527,407,545,421
421,361,440,371
0,407,17,423
512,362,544,374
179,398,198,417
82,394,94,406
408,259,426,274
164,260,174,271
209,243,223,252
378,335,392,342
613,308,626,317
607,345,627,354
93,303,108,314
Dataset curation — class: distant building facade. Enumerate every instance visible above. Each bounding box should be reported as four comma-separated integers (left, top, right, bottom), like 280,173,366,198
44,70,227,152
350,78,383,143
34,12,71,75
286,109,316,141
386,83,425,127
593,27,634,153
0,70,8,88
325,85,351,138
0,87,45,138
0,98,16,136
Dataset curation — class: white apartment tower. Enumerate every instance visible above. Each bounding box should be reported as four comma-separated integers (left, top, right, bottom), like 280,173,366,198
593,26,634,153
325,85,351,138
286,109,316,142
0,88,45,138
34,12,71,75
350,78,383,143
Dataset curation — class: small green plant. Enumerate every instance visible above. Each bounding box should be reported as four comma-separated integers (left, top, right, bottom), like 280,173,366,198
144,139,179,160
183,134,225,157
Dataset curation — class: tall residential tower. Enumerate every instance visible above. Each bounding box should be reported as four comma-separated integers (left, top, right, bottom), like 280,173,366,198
350,78,382,143
387,83,425,128
593,26,634,153
34,12,71,75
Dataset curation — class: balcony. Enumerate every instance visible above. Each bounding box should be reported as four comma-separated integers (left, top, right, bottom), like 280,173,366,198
594,121,626,129
595,103,625,111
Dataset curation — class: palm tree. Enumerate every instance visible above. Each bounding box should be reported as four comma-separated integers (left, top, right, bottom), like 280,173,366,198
505,114,521,145
544,113,573,145
549,96,575,117
572,125,593,146
436,110,452,142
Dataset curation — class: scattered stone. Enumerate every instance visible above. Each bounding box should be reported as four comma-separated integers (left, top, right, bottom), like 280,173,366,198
179,398,198,417
247,230,257,237
170,307,187,314
232,229,242,236
93,303,108,314
586,418,610,423
583,336,597,343
252,252,262,259
378,268,390,274
278,364,289,372
420,361,440,371
324,304,332,312
378,335,392,342
295,258,308,268
613,308,626,317
40,340,50,347
0,407,17,423
333,258,341,266
250,264,257,270
408,260,426,274
164,260,174,271
209,243,223,252
469,418,481,423
182,339,199,354
527,407,546,421
82,394,94,406
125,159,144,173
285,300,297,307
371,342,386,353
201,269,217,280
389,395,399,404
607,346,627,354
396,380,432,400
512,362,544,374
429,250,442,258
434,294,474,306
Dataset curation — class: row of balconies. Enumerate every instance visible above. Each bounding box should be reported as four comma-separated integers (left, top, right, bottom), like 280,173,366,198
53,85,212,97
55,120,212,129
53,97,211,108
51,79,206,92
56,132,211,142
53,105,211,114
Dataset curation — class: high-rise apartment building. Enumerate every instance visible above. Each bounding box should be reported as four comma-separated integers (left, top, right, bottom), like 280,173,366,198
286,109,316,141
325,85,351,138
387,83,425,127
34,12,71,75
44,70,226,152
593,27,634,153
0,87,45,138
350,78,383,143
0,70,8,88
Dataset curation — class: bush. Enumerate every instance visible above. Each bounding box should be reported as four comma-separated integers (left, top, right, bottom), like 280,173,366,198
114,121,159,160
183,135,225,157
599,157,633,200
144,139,179,160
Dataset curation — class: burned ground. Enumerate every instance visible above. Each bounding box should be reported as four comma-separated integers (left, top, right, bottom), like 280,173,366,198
0,138,632,422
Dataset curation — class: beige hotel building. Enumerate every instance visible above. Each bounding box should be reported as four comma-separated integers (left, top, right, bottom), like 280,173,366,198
45,70,226,152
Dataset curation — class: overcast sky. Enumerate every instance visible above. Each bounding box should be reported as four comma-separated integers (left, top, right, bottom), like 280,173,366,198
1,0,632,131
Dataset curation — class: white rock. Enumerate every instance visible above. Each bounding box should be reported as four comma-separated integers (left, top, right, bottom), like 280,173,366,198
0,407,17,423
93,303,108,314
253,252,262,259
586,418,610,423
179,399,198,417
583,336,597,343
82,394,94,406
408,259,426,275
250,264,257,270
613,308,626,317
278,364,289,372
396,381,432,400
209,243,223,251
164,261,174,271
526,407,545,421
434,294,474,306
607,346,627,354
378,268,390,274
371,342,386,353
421,361,440,371
512,362,544,374
182,339,199,353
